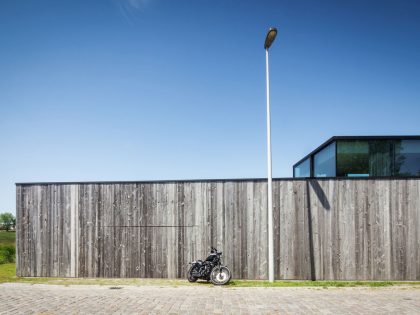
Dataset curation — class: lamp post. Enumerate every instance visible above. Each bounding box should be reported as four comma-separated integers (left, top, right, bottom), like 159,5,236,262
264,27,277,283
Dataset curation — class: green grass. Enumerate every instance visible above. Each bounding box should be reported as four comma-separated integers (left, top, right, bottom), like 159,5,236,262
0,263,419,287
0,231,16,264
0,263,15,283
227,280,413,288
0,264,194,286
0,231,15,247
0,246,15,264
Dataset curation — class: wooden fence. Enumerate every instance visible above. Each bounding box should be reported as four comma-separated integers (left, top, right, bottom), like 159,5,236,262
16,178,420,280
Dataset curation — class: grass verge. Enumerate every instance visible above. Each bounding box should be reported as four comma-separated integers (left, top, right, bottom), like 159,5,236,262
227,280,420,288
0,231,16,247
0,231,16,265
1,263,420,287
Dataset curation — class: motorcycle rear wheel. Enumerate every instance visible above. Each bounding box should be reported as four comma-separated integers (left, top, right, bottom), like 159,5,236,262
210,266,231,285
187,266,198,283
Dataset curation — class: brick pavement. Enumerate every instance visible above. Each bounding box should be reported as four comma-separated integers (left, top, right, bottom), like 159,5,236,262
0,283,419,314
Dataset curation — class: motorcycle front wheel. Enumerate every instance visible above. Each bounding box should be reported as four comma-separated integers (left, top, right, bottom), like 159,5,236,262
210,266,231,285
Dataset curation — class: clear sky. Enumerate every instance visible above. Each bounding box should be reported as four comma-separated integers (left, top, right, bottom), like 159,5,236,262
1,0,420,214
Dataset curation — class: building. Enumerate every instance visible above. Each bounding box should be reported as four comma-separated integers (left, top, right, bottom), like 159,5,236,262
15,140,420,281
293,136,420,178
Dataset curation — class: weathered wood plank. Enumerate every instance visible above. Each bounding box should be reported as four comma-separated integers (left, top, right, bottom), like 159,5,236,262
16,179,420,280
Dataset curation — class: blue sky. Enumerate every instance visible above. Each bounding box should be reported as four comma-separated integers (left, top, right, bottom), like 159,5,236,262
1,0,420,214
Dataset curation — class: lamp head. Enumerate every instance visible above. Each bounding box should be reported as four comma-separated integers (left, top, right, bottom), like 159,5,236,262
264,27,277,49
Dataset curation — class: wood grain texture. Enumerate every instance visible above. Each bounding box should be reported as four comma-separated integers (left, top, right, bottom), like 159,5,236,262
16,179,420,280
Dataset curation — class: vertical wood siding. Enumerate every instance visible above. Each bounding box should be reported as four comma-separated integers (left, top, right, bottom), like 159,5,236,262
16,179,420,280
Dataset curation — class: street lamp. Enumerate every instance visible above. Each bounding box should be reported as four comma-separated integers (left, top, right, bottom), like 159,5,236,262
264,27,277,283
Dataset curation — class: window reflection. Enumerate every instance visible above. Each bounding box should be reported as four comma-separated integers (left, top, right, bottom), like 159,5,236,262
395,140,420,176
336,140,395,177
294,138,420,178
314,142,336,177
294,158,310,178
337,141,369,177
369,141,393,176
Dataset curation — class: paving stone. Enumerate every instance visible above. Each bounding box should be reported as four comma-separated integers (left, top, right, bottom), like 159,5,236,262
0,284,419,314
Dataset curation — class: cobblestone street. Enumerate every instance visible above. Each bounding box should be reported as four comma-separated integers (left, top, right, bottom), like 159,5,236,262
0,283,419,314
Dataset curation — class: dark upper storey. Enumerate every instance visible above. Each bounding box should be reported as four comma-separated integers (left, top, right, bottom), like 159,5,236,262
293,136,420,178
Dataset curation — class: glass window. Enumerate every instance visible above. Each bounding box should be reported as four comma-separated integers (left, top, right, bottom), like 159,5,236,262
394,140,420,176
337,141,369,177
369,140,393,176
294,158,311,178
314,142,336,177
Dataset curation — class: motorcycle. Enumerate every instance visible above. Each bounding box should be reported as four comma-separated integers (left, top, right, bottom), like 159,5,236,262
187,247,231,285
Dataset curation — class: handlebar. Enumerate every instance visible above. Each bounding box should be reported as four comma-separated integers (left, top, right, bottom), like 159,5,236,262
211,247,222,256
